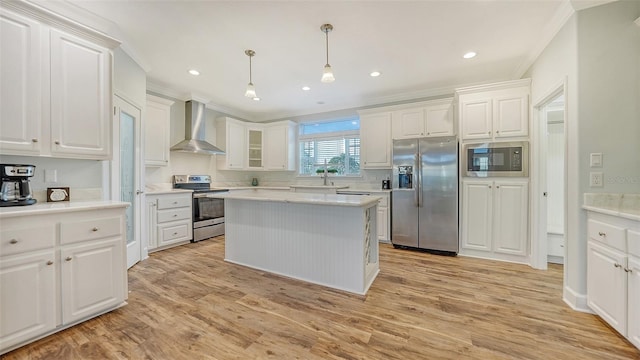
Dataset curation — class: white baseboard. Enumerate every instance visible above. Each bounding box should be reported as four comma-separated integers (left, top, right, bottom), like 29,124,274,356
563,285,593,313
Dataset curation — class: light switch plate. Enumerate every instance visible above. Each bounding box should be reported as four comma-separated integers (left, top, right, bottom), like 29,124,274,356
590,153,602,167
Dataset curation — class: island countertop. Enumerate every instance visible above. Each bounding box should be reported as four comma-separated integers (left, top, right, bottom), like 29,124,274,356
208,189,381,207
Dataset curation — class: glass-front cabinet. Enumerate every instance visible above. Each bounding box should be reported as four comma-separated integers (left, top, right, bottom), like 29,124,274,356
247,128,263,169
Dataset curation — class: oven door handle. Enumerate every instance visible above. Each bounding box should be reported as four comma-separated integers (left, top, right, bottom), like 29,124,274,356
193,193,210,198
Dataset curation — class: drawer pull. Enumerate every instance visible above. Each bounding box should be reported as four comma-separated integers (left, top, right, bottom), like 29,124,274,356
9,239,18,244
625,267,632,273
46,261,54,266
614,263,622,268
173,232,178,236
598,232,606,237
173,214,178,217
32,138,38,143
54,140,60,145
65,256,73,261
173,201,178,205
92,227,99,232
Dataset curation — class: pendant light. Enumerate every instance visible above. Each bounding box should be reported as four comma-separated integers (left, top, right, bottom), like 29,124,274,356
244,49,257,98
320,24,335,83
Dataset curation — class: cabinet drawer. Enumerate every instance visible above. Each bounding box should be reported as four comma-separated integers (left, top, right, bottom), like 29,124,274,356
157,208,192,223
60,216,122,245
0,225,56,256
629,230,640,258
159,223,190,243
157,196,191,210
588,219,626,252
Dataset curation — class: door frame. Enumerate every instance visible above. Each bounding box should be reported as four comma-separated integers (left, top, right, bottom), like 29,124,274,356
531,79,568,270
111,94,145,268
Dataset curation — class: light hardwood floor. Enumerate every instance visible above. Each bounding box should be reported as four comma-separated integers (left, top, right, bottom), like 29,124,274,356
4,237,639,359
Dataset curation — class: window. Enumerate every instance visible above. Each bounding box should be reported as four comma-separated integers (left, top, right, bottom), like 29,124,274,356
299,118,360,176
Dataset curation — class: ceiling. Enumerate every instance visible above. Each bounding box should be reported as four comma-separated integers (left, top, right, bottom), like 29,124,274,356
59,0,578,121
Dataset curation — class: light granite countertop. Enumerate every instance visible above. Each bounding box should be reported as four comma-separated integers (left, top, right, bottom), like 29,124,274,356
207,189,381,207
582,193,640,222
0,200,130,218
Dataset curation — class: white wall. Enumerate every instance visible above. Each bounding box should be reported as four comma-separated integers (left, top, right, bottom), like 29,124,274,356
114,48,146,109
524,0,640,310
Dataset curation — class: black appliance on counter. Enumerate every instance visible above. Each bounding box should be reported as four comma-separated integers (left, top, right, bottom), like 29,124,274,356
173,175,228,242
1,164,37,207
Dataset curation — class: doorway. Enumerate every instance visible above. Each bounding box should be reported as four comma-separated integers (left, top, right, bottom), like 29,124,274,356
533,84,567,270
114,96,144,269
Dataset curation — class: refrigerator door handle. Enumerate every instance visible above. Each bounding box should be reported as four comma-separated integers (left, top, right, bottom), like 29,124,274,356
415,152,420,207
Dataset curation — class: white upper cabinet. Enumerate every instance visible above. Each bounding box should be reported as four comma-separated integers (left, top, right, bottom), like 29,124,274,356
144,95,174,167
359,111,392,169
0,3,119,160
246,127,263,169
457,79,530,141
216,117,246,170
424,100,455,137
49,29,111,159
393,108,425,139
0,9,42,155
264,121,297,171
391,99,454,139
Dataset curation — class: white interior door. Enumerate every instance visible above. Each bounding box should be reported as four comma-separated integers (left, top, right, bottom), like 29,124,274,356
114,96,143,269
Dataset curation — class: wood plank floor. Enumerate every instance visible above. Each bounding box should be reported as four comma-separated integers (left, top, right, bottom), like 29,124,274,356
4,237,639,359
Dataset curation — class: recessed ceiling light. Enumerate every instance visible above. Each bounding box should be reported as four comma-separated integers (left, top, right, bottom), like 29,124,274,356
370,71,381,77
252,97,261,101
302,86,311,91
463,52,477,59
188,69,200,76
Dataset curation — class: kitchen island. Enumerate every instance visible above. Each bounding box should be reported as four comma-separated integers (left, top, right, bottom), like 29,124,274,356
210,190,380,295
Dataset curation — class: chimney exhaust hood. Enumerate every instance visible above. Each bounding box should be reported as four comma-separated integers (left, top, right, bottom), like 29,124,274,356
170,100,225,155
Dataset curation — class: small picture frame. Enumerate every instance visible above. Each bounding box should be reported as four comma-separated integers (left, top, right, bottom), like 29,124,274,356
47,187,70,202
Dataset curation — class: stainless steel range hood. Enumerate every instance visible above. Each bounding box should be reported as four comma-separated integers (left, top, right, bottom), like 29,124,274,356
170,100,225,155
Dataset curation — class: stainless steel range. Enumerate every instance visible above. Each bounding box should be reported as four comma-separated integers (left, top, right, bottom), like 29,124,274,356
173,175,228,242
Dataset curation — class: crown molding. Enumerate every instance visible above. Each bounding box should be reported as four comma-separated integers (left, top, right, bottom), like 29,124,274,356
455,78,531,96
2,0,120,48
511,0,575,79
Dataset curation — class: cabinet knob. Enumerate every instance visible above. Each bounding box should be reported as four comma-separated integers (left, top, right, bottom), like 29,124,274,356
496,131,500,134
598,232,606,237
136,190,144,195
614,263,622,268
9,239,18,244
488,185,492,189
488,131,491,134
65,256,72,261
173,201,178,204
173,214,178,217
55,140,60,145
92,227,99,232
496,186,500,188
32,138,38,143
173,232,178,236
47,260,54,265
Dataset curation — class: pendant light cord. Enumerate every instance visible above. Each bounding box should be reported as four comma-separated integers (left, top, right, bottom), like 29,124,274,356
249,54,252,84
325,30,329,65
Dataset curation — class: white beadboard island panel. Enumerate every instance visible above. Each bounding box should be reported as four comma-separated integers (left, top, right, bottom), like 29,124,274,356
224,193,379,295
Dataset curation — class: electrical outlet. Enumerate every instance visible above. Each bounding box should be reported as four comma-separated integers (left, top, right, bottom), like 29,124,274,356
590,172,603,187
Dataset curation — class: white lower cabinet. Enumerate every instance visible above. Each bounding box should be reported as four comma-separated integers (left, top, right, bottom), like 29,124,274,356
146,192,193,252
0,250,56,351
586,213,640,350
371,192,390,242
0,206,127,354
461,179,529,262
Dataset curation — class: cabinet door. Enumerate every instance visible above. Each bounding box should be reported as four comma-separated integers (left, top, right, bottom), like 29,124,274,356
425,102,454,137
0,250,56,351
145,96,173,166
377,206,388,242
264,124,294,171
460,98,492,140
461,181,492,251
61,238,125,324
0,10,42,155
587,241,627,335
146,198,158,250
628,255,640,349
361,112,392,169
226,120,246,169
50,29,111,159
494,91,528,138
392,108,425,139
493,181,528,256
247,128,263,169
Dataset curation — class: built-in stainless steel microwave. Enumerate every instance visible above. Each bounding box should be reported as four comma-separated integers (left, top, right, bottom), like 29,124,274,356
463,141,529,177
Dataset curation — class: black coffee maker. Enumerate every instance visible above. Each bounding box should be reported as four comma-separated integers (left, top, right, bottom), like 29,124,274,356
1,164,37,206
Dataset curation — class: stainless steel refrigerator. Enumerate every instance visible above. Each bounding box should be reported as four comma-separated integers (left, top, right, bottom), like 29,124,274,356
391,136,458,254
